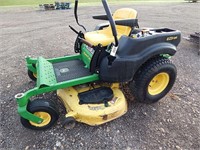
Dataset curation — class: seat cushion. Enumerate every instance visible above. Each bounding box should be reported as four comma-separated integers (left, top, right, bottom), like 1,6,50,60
85,8,137,46
84,28,121,47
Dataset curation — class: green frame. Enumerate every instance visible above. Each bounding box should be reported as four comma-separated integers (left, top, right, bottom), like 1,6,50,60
16,44,99,124
26,44,92,71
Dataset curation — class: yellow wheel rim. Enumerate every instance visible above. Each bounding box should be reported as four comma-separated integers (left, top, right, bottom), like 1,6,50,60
148,72,170,96
30,112,51,127
33,73,37,78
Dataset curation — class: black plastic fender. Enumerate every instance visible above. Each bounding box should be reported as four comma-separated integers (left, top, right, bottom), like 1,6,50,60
99,44,177,82
99,31,181,82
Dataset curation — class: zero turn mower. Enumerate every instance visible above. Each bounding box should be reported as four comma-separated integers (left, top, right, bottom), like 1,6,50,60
15,0,181,130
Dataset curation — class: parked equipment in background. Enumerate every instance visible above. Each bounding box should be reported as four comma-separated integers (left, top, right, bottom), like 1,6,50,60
190,32,200,44
39,4,55,10
184,0,199,2
184,32,199,55
39,2,71,11
186,32,200,55
55,2,71,9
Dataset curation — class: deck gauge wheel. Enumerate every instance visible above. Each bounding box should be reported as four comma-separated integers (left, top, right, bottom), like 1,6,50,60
62,117,76,130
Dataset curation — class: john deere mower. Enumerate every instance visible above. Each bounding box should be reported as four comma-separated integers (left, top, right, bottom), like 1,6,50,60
15,0,181,130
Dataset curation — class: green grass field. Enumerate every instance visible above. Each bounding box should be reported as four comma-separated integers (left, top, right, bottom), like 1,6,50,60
0,0,182,6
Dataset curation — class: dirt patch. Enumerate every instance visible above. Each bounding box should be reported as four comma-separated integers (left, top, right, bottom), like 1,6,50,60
0,2,200,150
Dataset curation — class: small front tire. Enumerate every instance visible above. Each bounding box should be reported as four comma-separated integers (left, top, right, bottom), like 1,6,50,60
20,99,59,130
28,70,37,81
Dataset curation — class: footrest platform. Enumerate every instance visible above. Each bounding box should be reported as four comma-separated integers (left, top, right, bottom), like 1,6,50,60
53,60,91,83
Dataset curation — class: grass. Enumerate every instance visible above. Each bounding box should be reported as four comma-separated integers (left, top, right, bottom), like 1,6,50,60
0,0,183,6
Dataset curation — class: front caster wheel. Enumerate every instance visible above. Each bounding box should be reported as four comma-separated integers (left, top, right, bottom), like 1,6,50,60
129,57,177,103
20,99,59,130
28,70,37,81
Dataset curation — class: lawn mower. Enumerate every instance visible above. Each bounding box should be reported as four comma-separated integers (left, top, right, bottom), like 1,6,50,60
15,0,181,130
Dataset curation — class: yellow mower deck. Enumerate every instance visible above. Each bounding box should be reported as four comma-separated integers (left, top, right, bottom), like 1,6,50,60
57,84,127,126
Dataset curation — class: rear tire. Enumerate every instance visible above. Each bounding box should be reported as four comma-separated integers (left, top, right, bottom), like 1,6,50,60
129,57,177,103
20,99,59,130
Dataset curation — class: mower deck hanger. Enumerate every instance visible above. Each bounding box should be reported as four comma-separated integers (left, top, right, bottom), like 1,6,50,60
15,0,181,130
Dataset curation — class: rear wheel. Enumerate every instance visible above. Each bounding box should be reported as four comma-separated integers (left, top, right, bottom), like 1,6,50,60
129,57,177,103
20,99,59,130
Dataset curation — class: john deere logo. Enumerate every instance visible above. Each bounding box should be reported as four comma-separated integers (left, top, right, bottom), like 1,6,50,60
60,68,69,73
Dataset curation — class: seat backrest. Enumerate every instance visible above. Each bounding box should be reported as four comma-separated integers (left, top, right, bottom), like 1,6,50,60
105,8,138,36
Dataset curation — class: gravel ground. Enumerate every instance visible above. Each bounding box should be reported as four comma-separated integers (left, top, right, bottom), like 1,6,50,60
0,2,200,150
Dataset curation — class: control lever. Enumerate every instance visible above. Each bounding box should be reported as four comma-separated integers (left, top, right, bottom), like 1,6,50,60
69,25,79,34
78,37,94,48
